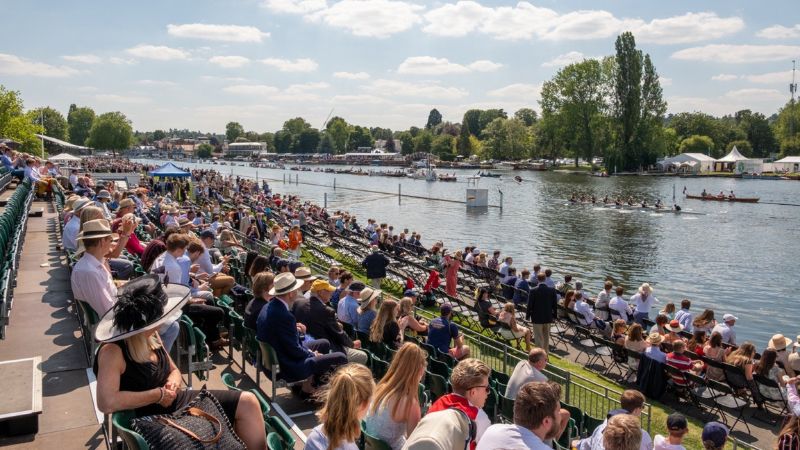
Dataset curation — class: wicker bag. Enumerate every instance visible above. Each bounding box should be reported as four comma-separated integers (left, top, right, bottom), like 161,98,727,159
132,389,246,449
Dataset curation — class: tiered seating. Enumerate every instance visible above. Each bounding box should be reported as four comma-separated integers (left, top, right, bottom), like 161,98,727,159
0,179,34,339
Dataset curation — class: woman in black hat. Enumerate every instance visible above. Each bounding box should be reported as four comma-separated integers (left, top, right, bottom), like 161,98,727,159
93,276,267,449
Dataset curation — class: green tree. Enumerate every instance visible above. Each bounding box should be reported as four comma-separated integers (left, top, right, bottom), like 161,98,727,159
734,110,778,157
66,106,95,147
456,129,472,157
152,129,166,141
395,131,413,155
296,128,321,153
478,109,507,137
425,108,442,130
726,139,753,156
638,54,668,164
273,130,292,153
318,133,335,153
413,131,433,154
86,111,133,156
347,126,373,151
325,117,349,154
28,106,67,141
540,59,607,166
0,85,43,153
514,108,538,126
461,109,482,136
197,143,214,158
678,135,715,155
225,121,244,142
431,134,455,159
482,118,531,160
385,135,396,152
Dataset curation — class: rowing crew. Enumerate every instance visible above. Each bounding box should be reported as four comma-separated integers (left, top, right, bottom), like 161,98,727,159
569,193,665,209
700,189,736,200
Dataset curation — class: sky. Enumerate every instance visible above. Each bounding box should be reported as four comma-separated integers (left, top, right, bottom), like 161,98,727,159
1,0,799,134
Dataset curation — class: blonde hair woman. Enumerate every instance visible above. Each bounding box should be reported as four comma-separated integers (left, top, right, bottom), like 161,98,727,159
370,299,401,349
398,297,428,337
498,303,532,350
364,343,428,449
305,364,375,450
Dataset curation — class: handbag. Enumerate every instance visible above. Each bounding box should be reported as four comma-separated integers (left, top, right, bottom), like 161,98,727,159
132,388,246,449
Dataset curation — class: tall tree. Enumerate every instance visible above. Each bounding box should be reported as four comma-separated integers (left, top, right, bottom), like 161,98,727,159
431,134,455,160
734,109,778,157
478,109,507,137
0,85,43,153
152,129,166,141
395,131,414,155
67,106,95,146
514,108,538,126
679,135,715,154
347,126,373,151
425,108,442,129
461,109,482,136
482,118,531,160
457,125,472,156
28,106,67,141
225,121,244,142
540,59,607,166
325,116,349,154
412,131,433,154
273,130,292,153
86,111,133,156
296,128,321,153
638,54,668,165
318,133,335,153
385,135,396,152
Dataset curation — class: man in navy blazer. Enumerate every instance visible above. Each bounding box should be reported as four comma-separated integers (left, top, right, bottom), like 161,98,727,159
256,272,347,387
526,271,558,352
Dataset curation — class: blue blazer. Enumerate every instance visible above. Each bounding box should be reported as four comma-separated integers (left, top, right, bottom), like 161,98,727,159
256,298,315,382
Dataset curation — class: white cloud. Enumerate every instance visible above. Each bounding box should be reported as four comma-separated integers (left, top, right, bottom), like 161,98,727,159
364,79,468,100
137,80,177,86
672,44,800,63
541,51,594,68
723,88,784,100
109,57,137,65
0,53,80,77
223,84,281,95
261,57,318,72
660,77,673,87
332,94,388,104
634,12,744,44
712,74,739,81
306,0,424,38
397,56,502,75
744,71,792,84
756,24,800,39
126,45,189,61
333,71,370,80
285,82,330,94
62,54,102,64
209,55,251,68
262,0,327,14
487,83,542,101
468,60,503,72
167,23,269,42
94,94,152,104
422,4,741,44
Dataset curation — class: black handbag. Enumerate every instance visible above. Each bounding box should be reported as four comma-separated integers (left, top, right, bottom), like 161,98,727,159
132,388,246,449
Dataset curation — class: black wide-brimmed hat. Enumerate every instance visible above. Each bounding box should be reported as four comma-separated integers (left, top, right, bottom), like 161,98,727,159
95,275,190,343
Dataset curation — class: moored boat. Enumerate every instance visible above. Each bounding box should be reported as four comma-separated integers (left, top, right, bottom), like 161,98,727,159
685,194,759,203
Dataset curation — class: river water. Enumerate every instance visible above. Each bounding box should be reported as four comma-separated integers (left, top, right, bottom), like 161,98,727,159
136,159,800,347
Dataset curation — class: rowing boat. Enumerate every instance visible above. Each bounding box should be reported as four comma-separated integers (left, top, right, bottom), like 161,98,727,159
566,200,703,214
685,194,759,203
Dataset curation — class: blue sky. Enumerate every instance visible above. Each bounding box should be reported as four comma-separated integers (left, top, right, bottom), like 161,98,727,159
2,0,799,133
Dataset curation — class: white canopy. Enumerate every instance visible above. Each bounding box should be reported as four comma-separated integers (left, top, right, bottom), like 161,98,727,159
774,156,800,164
716,146,749,162
48,153,82,162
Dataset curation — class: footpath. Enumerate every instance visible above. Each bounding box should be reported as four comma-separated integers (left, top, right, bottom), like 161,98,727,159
0,199,103,449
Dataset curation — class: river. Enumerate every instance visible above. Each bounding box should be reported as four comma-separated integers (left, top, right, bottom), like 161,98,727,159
136,159,800,347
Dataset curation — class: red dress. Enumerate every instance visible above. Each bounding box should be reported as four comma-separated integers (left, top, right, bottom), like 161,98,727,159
444,256,461,297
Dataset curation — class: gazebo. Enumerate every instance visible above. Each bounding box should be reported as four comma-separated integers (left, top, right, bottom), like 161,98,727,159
148,162,191,178
714,146,749,172
48,153,83,164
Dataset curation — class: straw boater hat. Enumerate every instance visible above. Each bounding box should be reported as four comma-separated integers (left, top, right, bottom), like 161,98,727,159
768,334,793,351
64,195,80,211
71,198,93,213
664,320,683,333
268,272,304,296
95,275,191,343
77,219,114,242
118,198,135,209
294,266,317,281
646,332,664,345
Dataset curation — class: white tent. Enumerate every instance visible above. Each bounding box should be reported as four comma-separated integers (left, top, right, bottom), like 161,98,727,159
48,153,82,163
656,153,715,173
773,156,800,173
714,146,750,172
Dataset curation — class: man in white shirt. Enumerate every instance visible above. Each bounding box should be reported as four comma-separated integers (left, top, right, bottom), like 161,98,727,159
465,248,478,264
574,294,606,330
68,169,79,189
70,220,118,316
577,390,653,450
499,257,513,276
712,314,738,346
62,198,93,252
197,230,235,297
506,348,549,399
609,286,633,323
478,381,564,450
630,283,658,326
594,281,613,321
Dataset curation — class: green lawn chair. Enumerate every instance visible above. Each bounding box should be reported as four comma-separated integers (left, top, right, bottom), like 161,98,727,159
112,410,150,450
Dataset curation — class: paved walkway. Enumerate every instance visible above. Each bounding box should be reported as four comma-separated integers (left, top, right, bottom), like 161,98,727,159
0,199,104,449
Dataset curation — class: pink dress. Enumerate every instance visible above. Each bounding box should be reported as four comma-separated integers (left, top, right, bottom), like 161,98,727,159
444,256,461,297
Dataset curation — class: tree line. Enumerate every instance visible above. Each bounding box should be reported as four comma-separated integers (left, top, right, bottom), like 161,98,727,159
1,32,798,167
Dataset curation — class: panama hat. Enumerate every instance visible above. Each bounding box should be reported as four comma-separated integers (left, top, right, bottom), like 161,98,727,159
646,332,664,345
268,272,304,296
294,266,317,281
64,195,80,211
403,409,474,450
769,334,793,351
94,275,190,343
118,198,135,209
665,320,683,333
359,287,382,306
76,219,114,241
72,197,92,213
96,190,112,200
